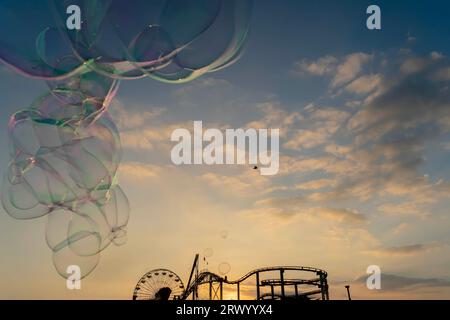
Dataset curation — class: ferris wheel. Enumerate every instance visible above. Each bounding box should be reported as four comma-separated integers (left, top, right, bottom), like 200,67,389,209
132,268,185,300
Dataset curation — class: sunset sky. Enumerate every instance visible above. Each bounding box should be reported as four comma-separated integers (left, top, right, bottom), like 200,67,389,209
2,0,450,299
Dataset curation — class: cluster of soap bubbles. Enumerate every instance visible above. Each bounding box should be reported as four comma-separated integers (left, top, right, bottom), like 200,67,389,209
2,71,127,278
0,0,251,278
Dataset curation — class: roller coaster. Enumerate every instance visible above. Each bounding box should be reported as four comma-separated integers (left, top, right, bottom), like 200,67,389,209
132,254,329,300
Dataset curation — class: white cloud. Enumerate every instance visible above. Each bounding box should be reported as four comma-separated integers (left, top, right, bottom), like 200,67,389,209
110,99,165,130
331,53,372,88
119,161,162,179
283,129,330,150
294,55,338,76
400,57,428,74
295,179,336,190
283,107,350,150
345,74,382,94
367,243,446,257
431,51,445,60
378,202,427,218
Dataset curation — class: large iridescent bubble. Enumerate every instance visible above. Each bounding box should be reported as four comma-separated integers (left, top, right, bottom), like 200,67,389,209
0,0,252,278
0,0,251,82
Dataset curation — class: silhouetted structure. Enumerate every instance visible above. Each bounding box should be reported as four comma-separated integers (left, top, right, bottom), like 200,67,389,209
133,269,185,300
132,255,329,300
345,285,352,300
183,266,329,300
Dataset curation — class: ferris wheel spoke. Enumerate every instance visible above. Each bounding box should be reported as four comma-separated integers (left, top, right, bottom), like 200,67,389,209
138,288,154,296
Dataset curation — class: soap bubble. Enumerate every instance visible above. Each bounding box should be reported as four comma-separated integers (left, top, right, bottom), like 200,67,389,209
204,248,214,258
218,262,231,275
220,230,228,239
0,1,82,78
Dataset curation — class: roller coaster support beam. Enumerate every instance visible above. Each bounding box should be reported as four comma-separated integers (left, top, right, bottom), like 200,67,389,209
237,282,240,300
209,279,212,300
187,254,199,300
256,272,260,300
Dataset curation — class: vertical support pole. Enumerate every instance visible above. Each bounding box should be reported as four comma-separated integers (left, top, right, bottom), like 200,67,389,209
271,285,274,299
220,280,223,300
295,284,298,298
320,273,326,300
237,282,240,300
187,254,199,300
256,272,260,300
195,264,199,300
280,269,285,299
325,283,330,300
209,279,212,300
345,285,351,301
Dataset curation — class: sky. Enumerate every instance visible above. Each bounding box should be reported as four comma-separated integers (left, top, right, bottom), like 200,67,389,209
3,0,450,299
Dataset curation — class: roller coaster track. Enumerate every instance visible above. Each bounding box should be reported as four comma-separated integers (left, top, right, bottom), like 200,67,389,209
182,266,328,300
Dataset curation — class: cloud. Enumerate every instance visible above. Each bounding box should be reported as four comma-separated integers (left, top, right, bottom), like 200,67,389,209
283,129,330,150
345,74,382,95
283,107,350,150
400,57,429,74
119,161,162,179
377,202,427,218
430,51,445,60
245,101,302,137
316,207,367,224
367,242,446,257
201,172,255,195
224,51,450,265
331,273,450,299
199,168,271,197
347,56,450,141
110,99,165,130
284,52,450,210
293,55,338,76
119,128,163,150
248,196,367,225
331,53,372,88
391,223,410,235
280,155,356,177
355,273,450,291
295,179,336,190
293,52,373,89
324,144,351,156
109,99,175,151
432,66,450,81
407,36,417,44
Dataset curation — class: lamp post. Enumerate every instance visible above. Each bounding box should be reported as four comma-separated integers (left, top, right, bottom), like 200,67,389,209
345,285,352,300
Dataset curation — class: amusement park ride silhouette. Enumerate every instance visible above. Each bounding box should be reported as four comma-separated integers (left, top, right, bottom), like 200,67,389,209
132,254,330,300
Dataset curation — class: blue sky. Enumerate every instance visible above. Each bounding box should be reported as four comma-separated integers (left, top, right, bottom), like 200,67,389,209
3,0,450,299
